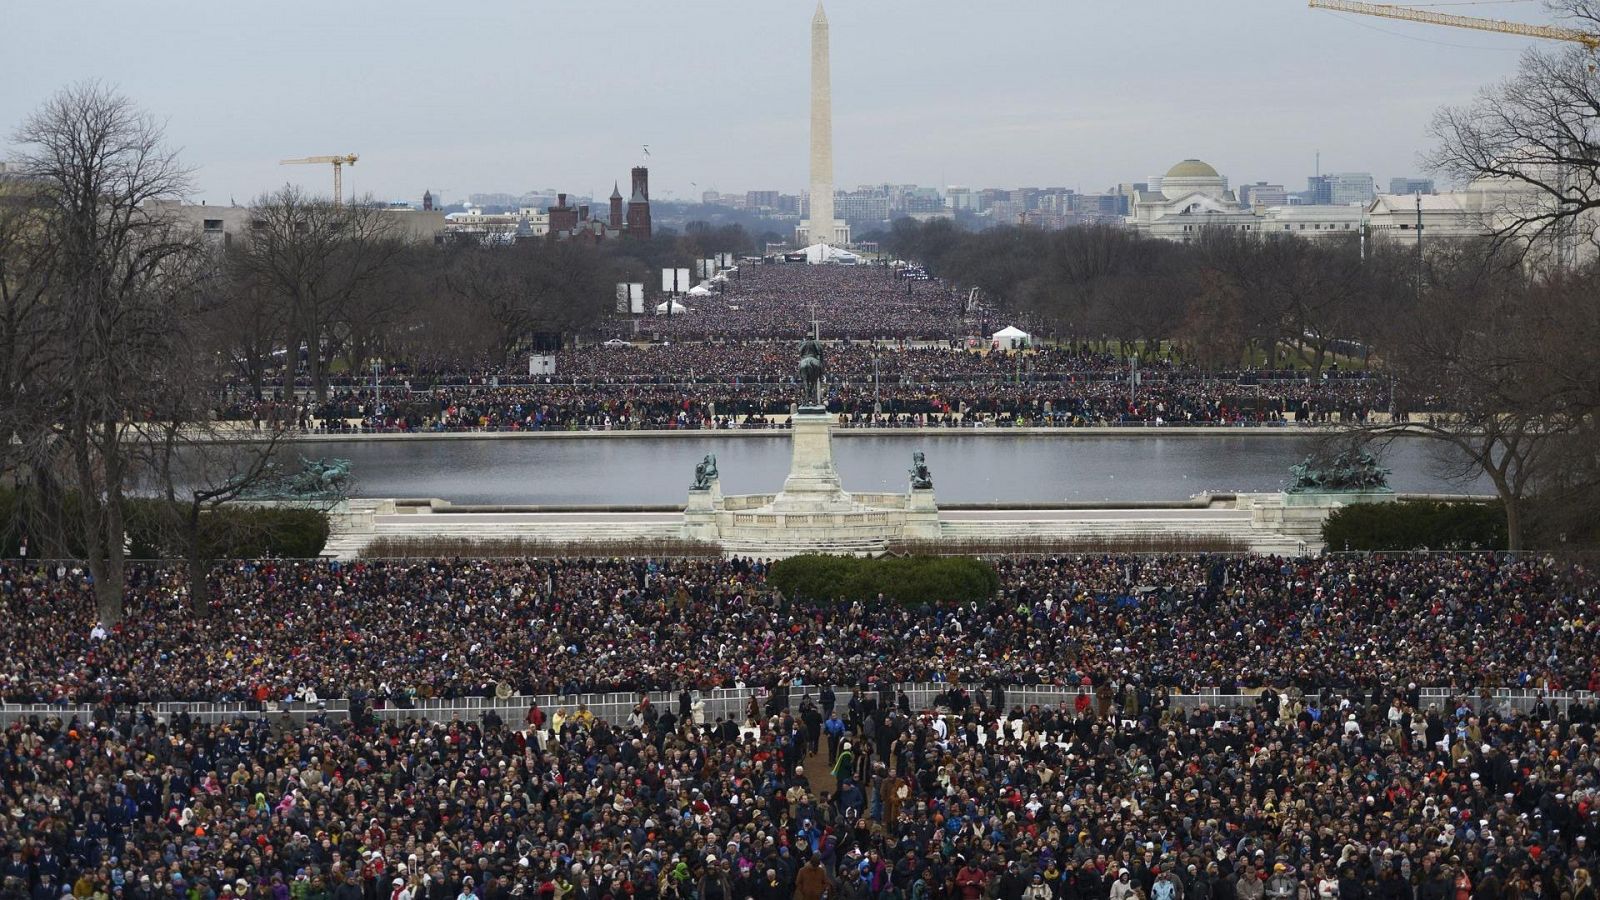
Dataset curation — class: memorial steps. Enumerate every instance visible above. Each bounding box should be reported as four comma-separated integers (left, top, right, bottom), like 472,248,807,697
321,502,1309,560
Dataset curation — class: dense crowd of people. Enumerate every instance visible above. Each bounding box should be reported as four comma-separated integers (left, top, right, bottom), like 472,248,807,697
211,266,1407,432
4,552,1600,900
1,554,1594,707
641,265,969,341
267,381,1378,433
215,365,1390,434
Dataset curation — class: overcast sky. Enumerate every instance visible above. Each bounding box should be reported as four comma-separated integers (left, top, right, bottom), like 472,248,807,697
1,1,1552,205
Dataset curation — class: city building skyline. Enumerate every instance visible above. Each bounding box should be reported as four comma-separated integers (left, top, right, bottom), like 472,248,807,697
1,2,1549,206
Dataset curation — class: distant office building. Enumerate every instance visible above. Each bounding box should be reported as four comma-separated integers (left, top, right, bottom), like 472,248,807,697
899,188,945,215
946,186,976,211
1389,177,1435,195
1073,192,1128,218
1034,189,1075,216
148,201,446,247
701,190,721,205
468,192,520,210
977,188,1007,212
516,208,550,237
835,187,891,224
989,200,1027,224
1261,204,1365,237
444,207,522,238
1239,182,1288,210
1306,172,1374,206
746,190,781,210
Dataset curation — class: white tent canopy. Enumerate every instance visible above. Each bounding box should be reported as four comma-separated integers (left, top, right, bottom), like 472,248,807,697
686,284,714,296
800,243,861,264
656,300,692,315
991,325,1032,350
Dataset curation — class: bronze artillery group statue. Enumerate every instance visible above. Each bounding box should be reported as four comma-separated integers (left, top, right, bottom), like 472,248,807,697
1287,446,1391,493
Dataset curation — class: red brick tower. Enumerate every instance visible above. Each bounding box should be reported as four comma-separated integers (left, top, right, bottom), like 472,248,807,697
626,167,652,239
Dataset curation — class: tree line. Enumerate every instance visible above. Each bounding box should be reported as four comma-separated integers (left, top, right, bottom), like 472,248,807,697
885,217,1417,375
225,194,758,402
0,84,757,620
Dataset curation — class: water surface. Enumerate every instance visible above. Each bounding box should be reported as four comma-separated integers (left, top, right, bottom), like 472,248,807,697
294,434,1487,505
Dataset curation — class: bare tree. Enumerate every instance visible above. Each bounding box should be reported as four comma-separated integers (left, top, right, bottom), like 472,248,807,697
0,171,50,472
1428,3,1600,263
0,167,61,556
1515,264,1600,544
334,240,425,374
232,186,404,401
1353,241,1594,551
134,263,297,611
9,83,201,622
212,260,283,402
444,244,531,364
446,240,610,362
1180,269,1248,370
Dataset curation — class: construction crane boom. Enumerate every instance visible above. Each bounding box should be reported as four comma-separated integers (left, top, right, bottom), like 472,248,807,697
1308,0,1599,49
279,154,360,206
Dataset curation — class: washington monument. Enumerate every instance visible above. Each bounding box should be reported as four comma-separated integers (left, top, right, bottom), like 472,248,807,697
803,2,845,246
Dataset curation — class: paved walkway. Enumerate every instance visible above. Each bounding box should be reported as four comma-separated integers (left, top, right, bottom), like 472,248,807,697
372,507,1249,525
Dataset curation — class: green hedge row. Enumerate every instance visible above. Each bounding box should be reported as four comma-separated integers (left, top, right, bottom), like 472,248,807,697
124,502,331,560
1322,500,1505,552
0,489,329,559
768,554,998,604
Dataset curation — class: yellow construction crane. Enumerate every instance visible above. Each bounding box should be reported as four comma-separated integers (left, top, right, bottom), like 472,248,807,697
279,154,360,206
1308,0,1599,50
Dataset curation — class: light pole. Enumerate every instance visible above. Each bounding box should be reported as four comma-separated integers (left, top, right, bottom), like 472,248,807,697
873,352,880,418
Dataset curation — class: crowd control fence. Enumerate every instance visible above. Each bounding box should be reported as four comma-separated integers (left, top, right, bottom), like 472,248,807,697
2,683,1591,727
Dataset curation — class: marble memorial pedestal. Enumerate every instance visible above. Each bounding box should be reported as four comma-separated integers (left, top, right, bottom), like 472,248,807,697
1246,488,1396,553
692,407,941,556
774,407,853,508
